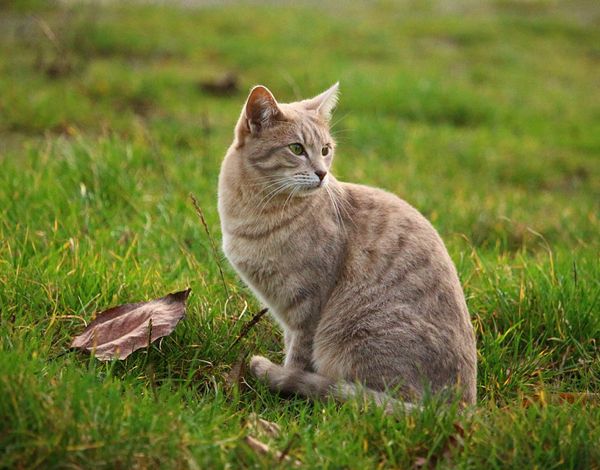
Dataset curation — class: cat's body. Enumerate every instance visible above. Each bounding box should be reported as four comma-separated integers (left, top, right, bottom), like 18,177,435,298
218,84,477,409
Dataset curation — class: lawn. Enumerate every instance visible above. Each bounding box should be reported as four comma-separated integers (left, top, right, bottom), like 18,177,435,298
1,0,599,468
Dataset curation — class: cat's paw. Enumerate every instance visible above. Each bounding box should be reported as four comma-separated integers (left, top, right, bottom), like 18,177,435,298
249,355,274,379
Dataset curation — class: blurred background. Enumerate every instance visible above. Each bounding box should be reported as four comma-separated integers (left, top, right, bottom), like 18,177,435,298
2,0,598,249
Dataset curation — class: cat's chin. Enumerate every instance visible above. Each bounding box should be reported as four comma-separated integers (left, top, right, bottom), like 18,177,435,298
296,185,323,197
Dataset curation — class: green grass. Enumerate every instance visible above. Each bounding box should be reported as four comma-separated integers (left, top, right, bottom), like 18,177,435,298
1,0,599,468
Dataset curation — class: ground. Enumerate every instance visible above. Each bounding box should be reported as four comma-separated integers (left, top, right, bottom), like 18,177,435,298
0,0,599,468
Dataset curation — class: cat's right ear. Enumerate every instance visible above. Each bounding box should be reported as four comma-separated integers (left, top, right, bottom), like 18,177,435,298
238,85,282,140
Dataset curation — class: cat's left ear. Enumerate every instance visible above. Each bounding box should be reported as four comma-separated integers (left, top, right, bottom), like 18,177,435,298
243,85,283,136
302,82,339,120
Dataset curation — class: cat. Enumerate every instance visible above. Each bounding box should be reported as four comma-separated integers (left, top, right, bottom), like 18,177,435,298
217,83,477,411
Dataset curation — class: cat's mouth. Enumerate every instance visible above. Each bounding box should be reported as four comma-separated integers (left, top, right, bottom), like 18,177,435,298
303,178,327,191
294,182,323,196
291,173,327,194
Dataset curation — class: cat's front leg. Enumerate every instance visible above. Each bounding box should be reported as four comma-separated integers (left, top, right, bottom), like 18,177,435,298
278,294,321,372
283,328,315,372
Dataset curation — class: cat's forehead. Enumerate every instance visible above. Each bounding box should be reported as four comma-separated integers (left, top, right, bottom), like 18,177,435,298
278,104,331,145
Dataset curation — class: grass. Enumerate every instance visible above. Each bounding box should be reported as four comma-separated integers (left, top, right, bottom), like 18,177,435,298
1,0,599,467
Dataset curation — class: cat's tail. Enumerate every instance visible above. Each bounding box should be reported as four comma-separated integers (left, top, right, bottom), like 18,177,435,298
249,355,417,413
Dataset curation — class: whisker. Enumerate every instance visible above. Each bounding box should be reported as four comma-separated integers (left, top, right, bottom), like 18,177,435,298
277,185,301,226
249,177,292,190
325,184,343,232
247,176,291,186
331,183,355,227
252,180,294,219
330,112,350,131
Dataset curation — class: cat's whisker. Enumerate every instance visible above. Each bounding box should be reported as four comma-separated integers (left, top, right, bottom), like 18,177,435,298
254,185,287,216
249,174,289,182
329,183,355,227
250,177,292,191
329,112,349,131
282,185,297,212
278,185,301,226
250,183,286,216
324,184,343,232
252,180,294,218
247,176,291,188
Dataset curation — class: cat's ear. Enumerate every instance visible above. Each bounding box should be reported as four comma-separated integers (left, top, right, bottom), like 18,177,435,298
302,82,339,120
242,85,282,136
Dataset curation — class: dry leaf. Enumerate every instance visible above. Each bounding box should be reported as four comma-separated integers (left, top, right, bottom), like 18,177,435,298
257,418,281,439
244,436,301,467
247,413,281,438
245,435,270,455
71,289,191,361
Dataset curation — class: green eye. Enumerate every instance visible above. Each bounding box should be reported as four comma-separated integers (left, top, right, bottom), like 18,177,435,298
322,146,329,156
289,143,305,156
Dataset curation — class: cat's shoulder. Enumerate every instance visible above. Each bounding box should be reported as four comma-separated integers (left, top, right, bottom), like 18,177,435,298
339,181,418,214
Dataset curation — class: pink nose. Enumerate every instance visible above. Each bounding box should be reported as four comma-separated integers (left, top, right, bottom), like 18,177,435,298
315,170,327,182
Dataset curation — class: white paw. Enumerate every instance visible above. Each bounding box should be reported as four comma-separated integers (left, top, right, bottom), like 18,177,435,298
249,355,273,379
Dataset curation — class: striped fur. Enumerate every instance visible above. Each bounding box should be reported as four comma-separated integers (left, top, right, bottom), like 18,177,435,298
217,84,477,409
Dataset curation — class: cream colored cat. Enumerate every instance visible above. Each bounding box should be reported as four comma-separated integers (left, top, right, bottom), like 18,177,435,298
217,83,477,410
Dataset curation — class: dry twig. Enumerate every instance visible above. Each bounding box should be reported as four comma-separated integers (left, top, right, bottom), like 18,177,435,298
190,193,229,296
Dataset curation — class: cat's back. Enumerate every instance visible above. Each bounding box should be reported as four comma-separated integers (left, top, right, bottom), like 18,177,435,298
339,182,451,269
337,181,467,316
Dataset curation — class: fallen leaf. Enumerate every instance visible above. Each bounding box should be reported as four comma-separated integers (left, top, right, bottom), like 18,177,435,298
247,413,281,438
245,435,270,455
244,436,301,467
71,289,191,361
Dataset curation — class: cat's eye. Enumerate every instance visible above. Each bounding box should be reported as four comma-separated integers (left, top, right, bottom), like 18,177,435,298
322,146,330,156
289,143,305,156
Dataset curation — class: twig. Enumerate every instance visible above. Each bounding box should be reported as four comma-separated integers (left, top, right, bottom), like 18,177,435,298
226,308,268,354
190,192,229,296
32,16,60,51
278,433,300,463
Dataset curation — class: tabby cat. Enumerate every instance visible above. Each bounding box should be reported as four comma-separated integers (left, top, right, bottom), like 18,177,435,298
217,83,477,410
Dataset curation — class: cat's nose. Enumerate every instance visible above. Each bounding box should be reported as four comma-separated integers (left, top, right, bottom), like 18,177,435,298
315,170,327,182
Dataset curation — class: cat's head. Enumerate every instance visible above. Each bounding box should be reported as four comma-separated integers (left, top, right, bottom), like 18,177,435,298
232,83,339,195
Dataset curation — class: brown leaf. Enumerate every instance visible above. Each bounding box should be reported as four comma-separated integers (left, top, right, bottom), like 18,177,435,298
247,413,281,438
245,435,270,455
71,289,191,361
244,436,301,467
